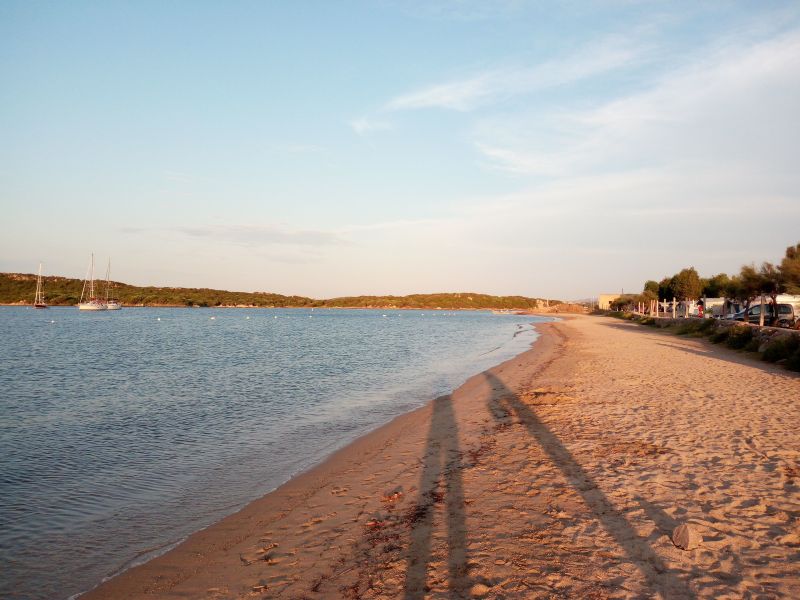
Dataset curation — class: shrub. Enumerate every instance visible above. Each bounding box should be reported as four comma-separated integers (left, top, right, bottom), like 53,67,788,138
698,319,717,334
726,325,754,349
787,348,800,372
762,335,800,363
744,338,761,353
675,320,705,335
710,328,730,344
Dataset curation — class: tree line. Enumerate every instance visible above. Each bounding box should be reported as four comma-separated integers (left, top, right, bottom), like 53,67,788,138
611,242,800,313
0,272,558,310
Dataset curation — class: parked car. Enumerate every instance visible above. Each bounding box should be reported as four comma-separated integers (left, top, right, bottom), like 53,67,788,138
734,303,800,328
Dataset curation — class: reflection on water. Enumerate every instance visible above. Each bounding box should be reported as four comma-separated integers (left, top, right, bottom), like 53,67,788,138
0,306,545,599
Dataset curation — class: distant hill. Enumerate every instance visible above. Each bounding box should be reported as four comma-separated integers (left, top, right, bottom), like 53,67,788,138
0,272,557,309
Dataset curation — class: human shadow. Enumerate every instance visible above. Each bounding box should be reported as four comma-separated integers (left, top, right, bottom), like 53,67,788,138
485,371,696,599
403,394,468,599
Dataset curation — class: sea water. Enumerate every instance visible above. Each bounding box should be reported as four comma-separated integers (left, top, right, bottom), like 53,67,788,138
0,306,548,599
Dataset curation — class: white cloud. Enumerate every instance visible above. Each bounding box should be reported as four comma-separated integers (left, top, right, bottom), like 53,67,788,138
349,117,393,136
385,38,639,112
474,28,800,182
123,223,348,248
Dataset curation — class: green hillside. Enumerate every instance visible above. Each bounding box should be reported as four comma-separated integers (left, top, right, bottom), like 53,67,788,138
0,272,556,309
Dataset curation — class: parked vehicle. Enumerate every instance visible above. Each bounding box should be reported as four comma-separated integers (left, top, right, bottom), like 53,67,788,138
734,303,800,328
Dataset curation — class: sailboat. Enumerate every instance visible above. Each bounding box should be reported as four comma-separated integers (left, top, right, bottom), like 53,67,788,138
33,263,48,309
104,259,121,310
78,253,107,311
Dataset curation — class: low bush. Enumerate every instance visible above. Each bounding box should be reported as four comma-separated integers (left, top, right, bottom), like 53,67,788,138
698,319,717,333
675,321,697,335
744,338,761,353
709,328,730,344
762,335,800,363
726,325,754,350
786,348,800,372
675,319,712,336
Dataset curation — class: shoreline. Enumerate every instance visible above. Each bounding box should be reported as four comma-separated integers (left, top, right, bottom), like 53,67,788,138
82,315,800,598
79,318,555,599
1,304,551,311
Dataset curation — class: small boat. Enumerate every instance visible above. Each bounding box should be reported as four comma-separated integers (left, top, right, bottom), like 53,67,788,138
33,263,48,309
78,253,107,311
104,259,122,310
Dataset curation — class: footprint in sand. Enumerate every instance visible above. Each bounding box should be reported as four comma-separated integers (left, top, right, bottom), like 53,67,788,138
239,542,279,565
300,516,325,529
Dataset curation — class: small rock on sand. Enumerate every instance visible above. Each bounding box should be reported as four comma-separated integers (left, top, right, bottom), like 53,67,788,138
470,583,491,597
672,523,701,550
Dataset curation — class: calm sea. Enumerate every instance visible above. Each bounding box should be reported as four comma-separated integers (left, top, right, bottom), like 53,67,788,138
0,306,546,599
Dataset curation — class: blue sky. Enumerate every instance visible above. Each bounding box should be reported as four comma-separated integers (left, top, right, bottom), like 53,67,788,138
2,1,799,299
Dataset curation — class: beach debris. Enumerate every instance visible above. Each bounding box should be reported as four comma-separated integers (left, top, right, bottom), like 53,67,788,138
382,486,404,503
672,523,701,550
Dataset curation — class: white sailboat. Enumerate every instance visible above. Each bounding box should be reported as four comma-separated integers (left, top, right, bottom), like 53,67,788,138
33,263,48,309
78,253,108,311
104,259,121,310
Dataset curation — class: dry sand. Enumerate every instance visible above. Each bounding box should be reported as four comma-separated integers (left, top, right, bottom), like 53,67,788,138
83,315,800,599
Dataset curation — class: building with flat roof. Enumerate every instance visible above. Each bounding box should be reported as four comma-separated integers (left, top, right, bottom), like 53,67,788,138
598,294,621,310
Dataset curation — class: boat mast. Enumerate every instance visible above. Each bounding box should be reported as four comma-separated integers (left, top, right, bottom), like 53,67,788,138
35,263,43,304
105,258,111,302
80,258,90,303
89,253,95,300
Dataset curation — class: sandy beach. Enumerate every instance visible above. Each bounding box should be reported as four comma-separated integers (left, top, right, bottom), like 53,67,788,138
82,315,800,599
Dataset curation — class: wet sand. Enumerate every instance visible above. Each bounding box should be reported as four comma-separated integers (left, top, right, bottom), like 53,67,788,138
83,315,800,599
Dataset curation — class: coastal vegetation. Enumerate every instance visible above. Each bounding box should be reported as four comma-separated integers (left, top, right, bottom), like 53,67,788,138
0,272,557,310
611,242,800,312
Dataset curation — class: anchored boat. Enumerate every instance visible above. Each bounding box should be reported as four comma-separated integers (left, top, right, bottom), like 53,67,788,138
78,254,107,311
104,259,122,310
33,263,48,309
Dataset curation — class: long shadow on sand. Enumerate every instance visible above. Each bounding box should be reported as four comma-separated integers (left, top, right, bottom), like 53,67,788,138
485,371,697,599
403,394,468,599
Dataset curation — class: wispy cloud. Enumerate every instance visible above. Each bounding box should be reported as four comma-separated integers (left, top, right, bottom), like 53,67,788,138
122,224,348,248
272,143,324,154
341,217,449,233
391,0,526,23
473,28,800,179
385,38,640,112
349,117,393,136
